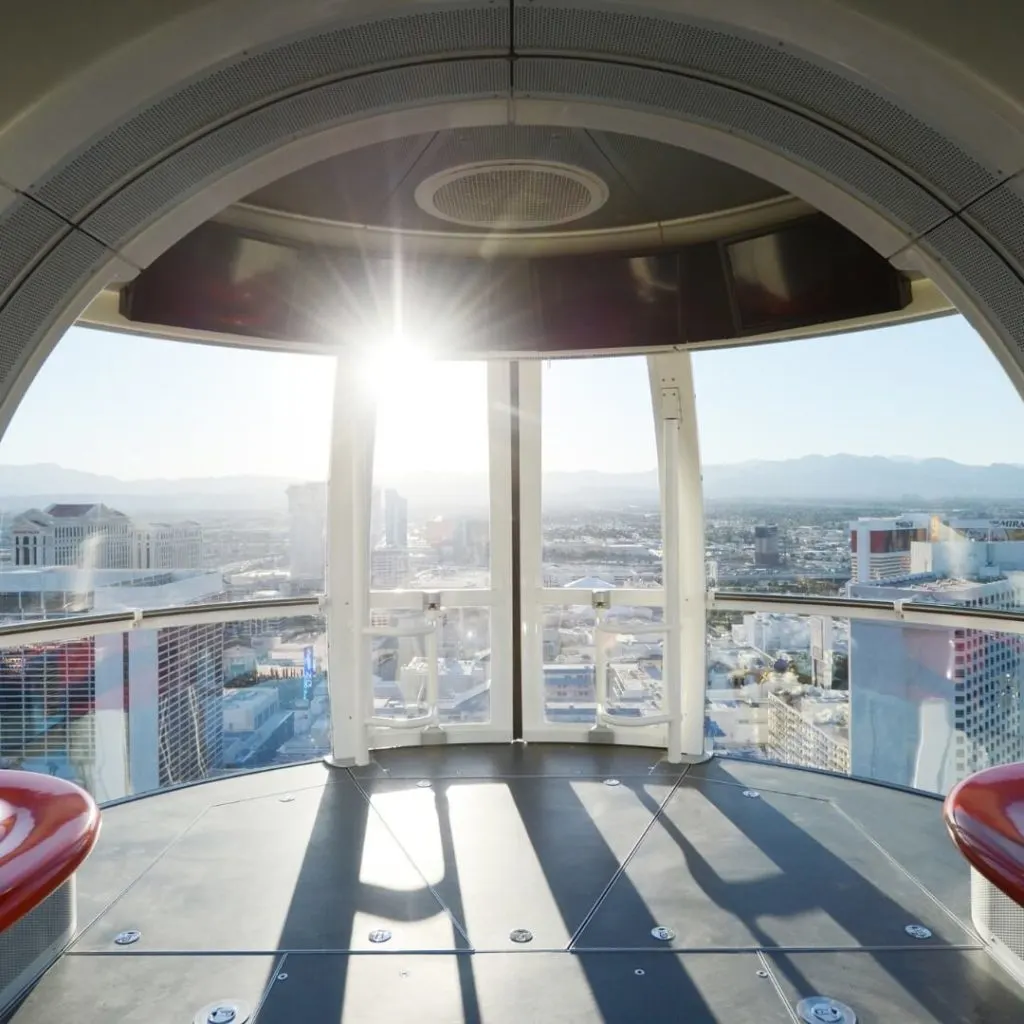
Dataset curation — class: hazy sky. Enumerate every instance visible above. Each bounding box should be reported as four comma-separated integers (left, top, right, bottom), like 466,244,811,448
0,314,1020,480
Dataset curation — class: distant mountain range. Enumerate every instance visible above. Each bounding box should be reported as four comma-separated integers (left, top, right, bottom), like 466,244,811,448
0,455,1020,512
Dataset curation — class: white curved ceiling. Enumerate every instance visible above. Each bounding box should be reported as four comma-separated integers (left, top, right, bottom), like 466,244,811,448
0,0,1021,432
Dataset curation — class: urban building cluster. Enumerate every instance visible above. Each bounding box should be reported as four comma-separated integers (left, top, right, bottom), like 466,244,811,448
706,511,1024,794
11,503,202,569
3,481,1024,802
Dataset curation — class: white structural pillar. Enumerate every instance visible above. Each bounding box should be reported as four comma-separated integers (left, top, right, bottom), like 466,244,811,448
325,355,376,767
649,352,709,763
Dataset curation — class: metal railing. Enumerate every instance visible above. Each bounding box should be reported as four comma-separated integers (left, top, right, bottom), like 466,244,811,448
2,588,1021,656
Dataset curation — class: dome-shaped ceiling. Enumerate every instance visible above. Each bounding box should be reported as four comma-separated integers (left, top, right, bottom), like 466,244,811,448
237,125,788,246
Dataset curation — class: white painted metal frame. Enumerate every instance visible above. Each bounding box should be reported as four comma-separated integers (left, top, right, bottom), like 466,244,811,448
592,606,672,727
517,352,709,753
650,351,709,763
364,616,440,729
325,354,377,766
325,357,515,761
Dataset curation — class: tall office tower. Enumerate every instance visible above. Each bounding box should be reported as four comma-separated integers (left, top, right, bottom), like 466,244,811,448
848,514,932,582
11,503,134,568
383,488,408,548
0,568,226,801
287,482,327,582
810,615,834,688
848,568,1024,794
753,525,780,566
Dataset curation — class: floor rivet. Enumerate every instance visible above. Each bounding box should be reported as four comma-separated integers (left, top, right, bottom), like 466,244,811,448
742,790,760,799
368,928,393,944
905,924,932,940
796,996,856,1024
193,1000,250,1024
650,925,675,941
509,928,533,943
113,930,141,946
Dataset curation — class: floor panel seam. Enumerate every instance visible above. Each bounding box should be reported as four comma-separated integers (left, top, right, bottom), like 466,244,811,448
60,942,988,957
566,771,689,949
757,950,802,1024
72,803,216,947
346,768,473,949
828,799,981,942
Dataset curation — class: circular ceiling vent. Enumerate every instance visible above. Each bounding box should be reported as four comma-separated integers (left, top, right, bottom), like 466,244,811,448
414,160,609,230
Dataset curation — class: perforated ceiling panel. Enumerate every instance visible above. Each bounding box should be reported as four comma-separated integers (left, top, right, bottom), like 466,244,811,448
82,60,509,248
961,181,1024,273
31,4,510,221
919,217,1024,360
514,58,950,248
0,200,68,308
0,231,112,388
418,161,607,227
515,2,1000,208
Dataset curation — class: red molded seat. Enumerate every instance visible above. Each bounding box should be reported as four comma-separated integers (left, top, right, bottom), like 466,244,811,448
0,771,100,932
944,762,1024,907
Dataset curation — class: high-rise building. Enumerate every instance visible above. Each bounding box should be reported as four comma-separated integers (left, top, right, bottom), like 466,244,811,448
848,514,931,581
371,547,409,589
767,689,850,774
287,482,326,582
0,568,226,801
810,615,834,688
849,568,1024,793
754,524,780,566
383,488,408,549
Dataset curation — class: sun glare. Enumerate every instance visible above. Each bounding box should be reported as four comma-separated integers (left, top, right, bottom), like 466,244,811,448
356,332,437,402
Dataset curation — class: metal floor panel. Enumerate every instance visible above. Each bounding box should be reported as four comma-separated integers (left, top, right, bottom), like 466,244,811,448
766,949,1024,1022
72,778,466,953
575,774,976,950
254,951,794,1023
361,775,675,948
5,954,279,1024
14,749,1022,1023
690,756,974,923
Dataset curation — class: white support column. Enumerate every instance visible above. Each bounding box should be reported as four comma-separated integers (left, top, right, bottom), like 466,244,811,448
649,352,709,763
325,355,376,767
517,360,546,737
487,360,515,739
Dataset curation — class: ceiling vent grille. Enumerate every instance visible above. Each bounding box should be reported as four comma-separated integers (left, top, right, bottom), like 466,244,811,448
414,160,609,229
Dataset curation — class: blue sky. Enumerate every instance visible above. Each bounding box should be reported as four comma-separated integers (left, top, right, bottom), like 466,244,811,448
0,314,1019,480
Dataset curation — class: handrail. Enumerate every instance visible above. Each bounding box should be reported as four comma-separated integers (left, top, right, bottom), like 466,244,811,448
709,590,1024,636
364,617,441,730
592,611,671,729
0,595,324,649
0,771,100,932
944,763,1024,908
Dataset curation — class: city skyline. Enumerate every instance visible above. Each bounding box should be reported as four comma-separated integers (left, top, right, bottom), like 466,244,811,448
0,314,1020,481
